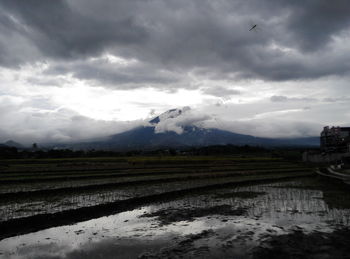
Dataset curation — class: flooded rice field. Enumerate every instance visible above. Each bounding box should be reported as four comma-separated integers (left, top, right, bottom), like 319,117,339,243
1,156,349,258
1,176,350,259
0,157,310,222
0,172,308,221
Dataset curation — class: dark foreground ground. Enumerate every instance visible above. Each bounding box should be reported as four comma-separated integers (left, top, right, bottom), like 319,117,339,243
1,156,350,258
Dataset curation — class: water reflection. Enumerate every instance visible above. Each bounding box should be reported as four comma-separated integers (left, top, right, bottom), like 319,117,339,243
148,181,350,227
1,178,350,258
1,176,289,221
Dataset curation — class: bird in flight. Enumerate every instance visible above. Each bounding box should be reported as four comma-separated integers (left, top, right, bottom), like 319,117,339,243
249,24,257,31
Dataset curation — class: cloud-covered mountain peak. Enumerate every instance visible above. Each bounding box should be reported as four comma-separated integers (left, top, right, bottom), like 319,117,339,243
148,107,211,135
149,106,191,125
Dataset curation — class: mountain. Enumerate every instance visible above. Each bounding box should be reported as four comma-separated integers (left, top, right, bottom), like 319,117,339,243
149,107,188,124
70,108,320,150
1,140,23,148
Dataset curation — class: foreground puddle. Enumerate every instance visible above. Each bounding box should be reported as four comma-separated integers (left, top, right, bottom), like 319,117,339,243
1,177,350,258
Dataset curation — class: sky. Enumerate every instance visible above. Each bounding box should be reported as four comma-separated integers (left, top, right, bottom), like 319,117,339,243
1,0,350,144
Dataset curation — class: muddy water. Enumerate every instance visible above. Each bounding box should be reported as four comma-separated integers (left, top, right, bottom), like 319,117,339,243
0,174,305,221
1,177,350,259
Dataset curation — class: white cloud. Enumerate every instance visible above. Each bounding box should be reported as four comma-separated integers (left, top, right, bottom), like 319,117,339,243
0,96,142,145
1,0,350,143
154,108,211,134
204,118,322,138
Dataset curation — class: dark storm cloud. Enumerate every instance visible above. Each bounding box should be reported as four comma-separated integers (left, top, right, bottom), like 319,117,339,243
1,0,350,84
72,64,178,87
0,6,40,66
0,0,148,60
45,59,181,88
278,0,350,51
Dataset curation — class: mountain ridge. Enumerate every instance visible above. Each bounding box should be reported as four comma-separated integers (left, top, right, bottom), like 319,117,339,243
69,125,319,151
51,108,320,150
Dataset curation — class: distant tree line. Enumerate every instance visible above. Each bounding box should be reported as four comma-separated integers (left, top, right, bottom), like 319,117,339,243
184,144,268,155
0,146,124,159
0,144,312,160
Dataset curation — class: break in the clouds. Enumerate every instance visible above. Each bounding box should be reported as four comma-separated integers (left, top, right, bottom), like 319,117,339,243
0,0,350,143
0,95,143,144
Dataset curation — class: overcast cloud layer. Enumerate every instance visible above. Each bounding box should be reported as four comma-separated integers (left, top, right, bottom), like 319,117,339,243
0,0,350,144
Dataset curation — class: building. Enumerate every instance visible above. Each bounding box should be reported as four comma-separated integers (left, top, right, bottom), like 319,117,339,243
320,126,350,152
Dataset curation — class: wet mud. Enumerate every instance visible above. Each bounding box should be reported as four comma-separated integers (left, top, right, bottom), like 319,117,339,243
2,158,350,258
141,205,247,225
252,228,350,259
0,173,309,240
139,230,215,258
2,176,350,258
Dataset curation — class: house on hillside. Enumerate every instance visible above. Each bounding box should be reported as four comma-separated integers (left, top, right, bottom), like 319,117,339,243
320,126,350,152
